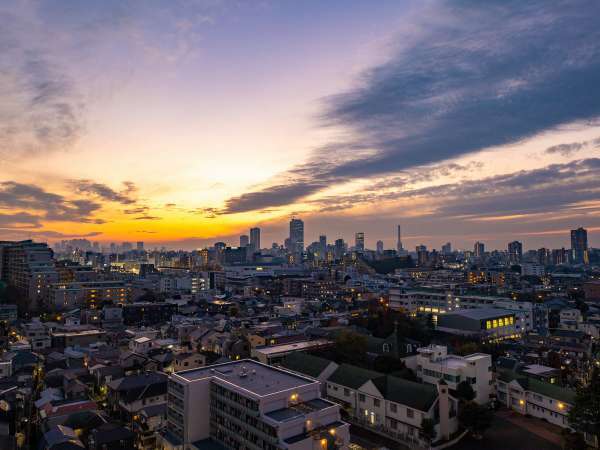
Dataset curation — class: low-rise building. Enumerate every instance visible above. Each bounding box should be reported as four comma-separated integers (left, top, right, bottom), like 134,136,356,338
415,345,492,405
436,308,518,342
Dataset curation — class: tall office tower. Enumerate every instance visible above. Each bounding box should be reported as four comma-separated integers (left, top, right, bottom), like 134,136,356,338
319,235,327,252
474,241,485,258
355,232,365,252
239,235,249,247
376,240,384,255
136,241,145,251
397,225,403,252
552,248,568,265
507,241,523,264
334,238,345,260
289,218,304,254
121,242,133,252
570,227,588,264
249,227,261,252
163,360,350,449
537,248,551,266
441,242,452,255
110,243,117,254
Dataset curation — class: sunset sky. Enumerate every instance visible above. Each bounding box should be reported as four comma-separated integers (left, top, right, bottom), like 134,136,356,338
1,0,600,250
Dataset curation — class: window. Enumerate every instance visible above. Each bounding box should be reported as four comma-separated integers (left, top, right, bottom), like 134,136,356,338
390,403,397,413
359,394,366,402
374,399,381,407
343,388,350,396
407,408,414,418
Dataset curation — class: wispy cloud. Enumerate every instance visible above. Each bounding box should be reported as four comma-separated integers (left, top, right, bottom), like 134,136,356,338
222,0,600,214
71,179,138,204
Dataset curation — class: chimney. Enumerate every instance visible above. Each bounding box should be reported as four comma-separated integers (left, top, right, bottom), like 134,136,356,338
437,380,450,441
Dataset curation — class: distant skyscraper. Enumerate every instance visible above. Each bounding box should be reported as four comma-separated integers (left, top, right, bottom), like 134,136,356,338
396,225,403,252
376,240,384,255
441,242,452,255
507,241,522,264
136,241,144,251
355,232,365,252
474,241,485,258
289,218,304,254
239,235,249,247
334,238,345,260
250,227,261,252
319,235,327,253
570,227,588,264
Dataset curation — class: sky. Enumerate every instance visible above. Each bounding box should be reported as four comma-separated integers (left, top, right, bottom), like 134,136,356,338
1,0,600,251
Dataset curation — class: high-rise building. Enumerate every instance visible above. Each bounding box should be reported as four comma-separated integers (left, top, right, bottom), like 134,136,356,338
319,235,327,251
570,227,588,264
355,232,365,252
162,360,350,450
397,225,403,252
289,218,304,254
136,241,144,251
250,227,261,252
441,242,452,255
416,244,429,266
334,239,345,260
507,241,522,264
376,240,384,255
474,241,485,258
239,234,249,248
0,240,58,308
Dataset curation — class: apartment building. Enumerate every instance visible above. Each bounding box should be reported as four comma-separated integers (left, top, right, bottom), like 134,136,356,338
162,359,350,450
414,345,492,405
48,280,130,309
496,371,575,428
325,364,458,448
389,289,547,332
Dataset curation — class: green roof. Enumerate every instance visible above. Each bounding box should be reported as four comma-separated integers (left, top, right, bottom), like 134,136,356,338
280,352,333,379
327,364,384,389
373,375,438,412
519,378,576,404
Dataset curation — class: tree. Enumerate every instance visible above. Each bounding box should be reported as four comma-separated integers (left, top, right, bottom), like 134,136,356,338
456,381,476,402
333,331,368,366
458,402,493,438
420,418,436,448
568,367,600,447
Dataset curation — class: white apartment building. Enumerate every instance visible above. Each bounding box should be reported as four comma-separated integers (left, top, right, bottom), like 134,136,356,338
162,360,350,450
325,364,458,448
415,345,492,405
496,372,575,429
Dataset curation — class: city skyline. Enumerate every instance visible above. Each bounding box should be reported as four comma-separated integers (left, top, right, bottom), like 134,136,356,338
1,0,600,250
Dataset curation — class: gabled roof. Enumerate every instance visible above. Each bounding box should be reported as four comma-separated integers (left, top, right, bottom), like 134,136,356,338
517,378,576,404
372,375,438,412
280,352,333,379
327,364,383,389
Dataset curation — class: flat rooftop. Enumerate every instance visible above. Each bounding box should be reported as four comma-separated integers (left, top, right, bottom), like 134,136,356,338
173,359,316,396
254,339,332,355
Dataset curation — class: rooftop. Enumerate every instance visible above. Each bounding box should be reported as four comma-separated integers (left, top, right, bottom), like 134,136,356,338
173,359,316,396
445,308,513,320
254,339,332,355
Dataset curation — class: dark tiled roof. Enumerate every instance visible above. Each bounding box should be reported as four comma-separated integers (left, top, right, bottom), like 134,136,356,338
327,364,383,389
372,375,438,412
280,352,333,378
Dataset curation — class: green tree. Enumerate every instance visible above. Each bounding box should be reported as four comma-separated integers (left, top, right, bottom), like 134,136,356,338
456,381,476,402
333,331,368,365
420,418,436,447
568,367,600,447
458,402,493,438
